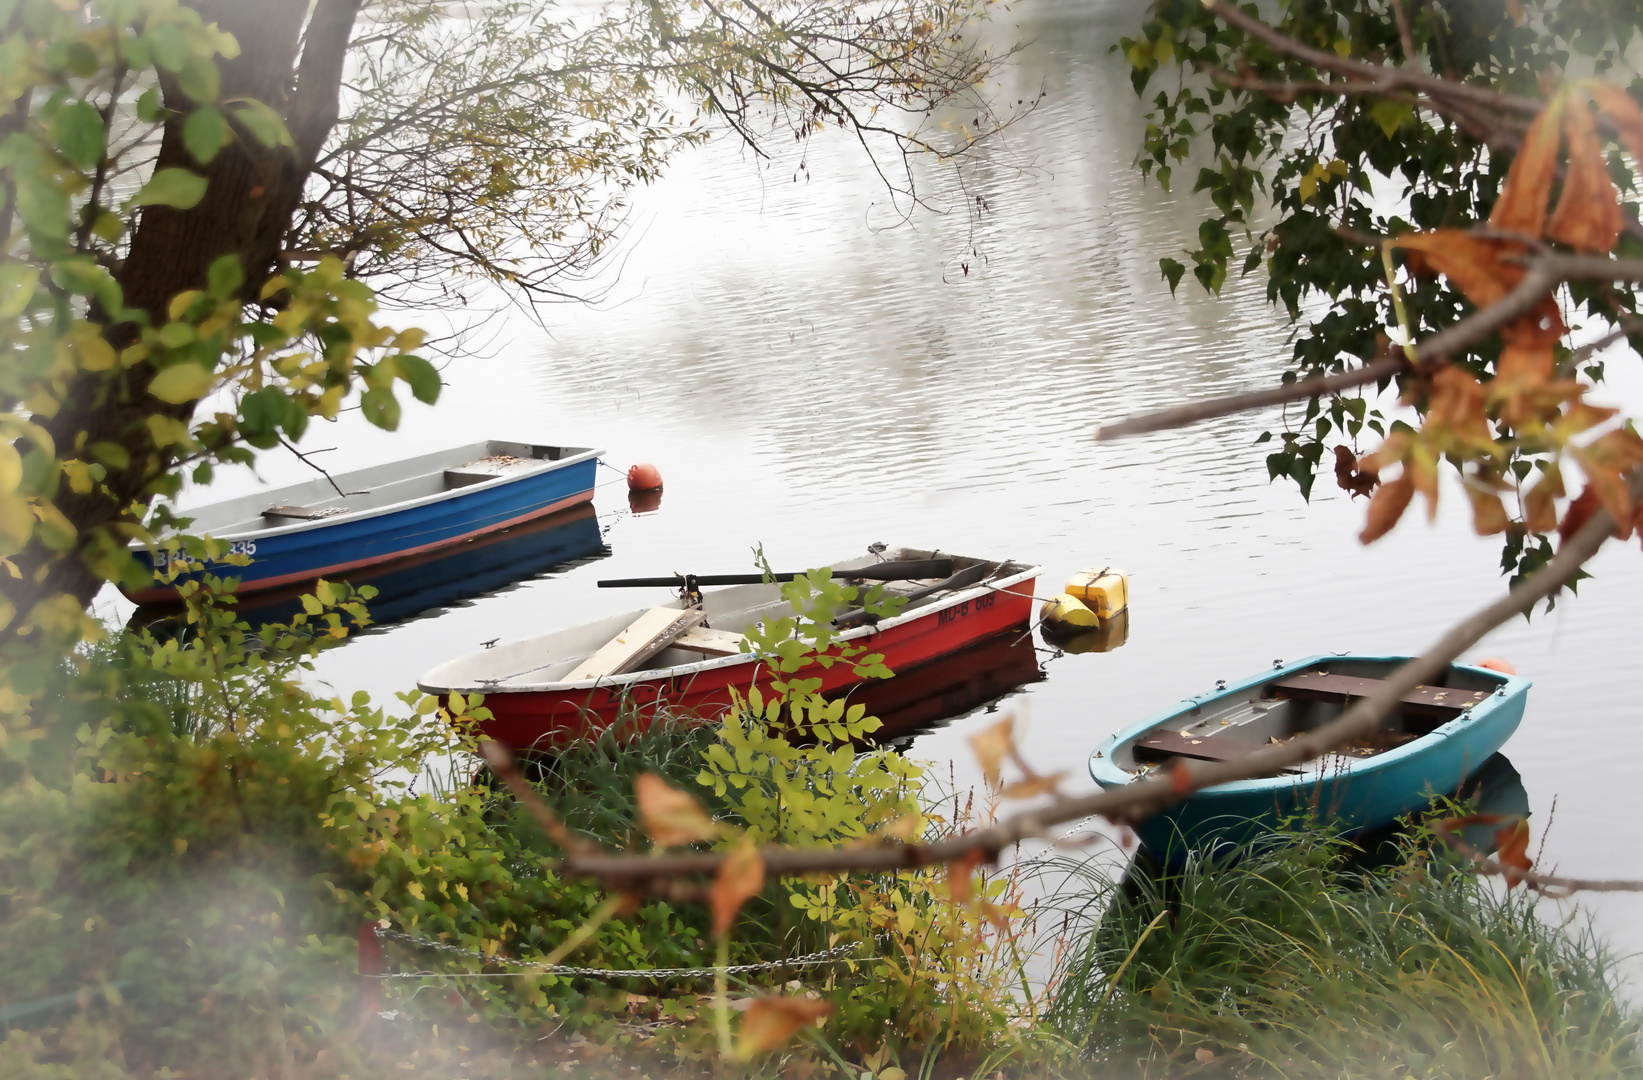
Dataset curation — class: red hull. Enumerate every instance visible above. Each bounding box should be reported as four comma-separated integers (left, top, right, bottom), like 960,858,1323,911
476,574,1039,752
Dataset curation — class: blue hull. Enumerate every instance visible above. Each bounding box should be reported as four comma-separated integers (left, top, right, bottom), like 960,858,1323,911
1089,655,1530,863
132,504,606,634
127,444,598,602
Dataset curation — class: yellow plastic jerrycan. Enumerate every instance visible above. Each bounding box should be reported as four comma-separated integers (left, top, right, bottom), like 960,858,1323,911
1064,568,1128,620
1039,593,1100,631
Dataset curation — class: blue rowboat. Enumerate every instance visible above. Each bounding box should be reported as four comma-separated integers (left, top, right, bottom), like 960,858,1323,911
122,441,601,604
1088,655,1530,863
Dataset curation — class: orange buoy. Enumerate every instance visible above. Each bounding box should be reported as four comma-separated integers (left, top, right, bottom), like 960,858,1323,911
1477,657,1517,675
627,462,663,491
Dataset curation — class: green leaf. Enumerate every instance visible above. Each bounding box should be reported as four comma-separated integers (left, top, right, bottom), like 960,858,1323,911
396,354,441,404
0,263,40,318
15,175,69,240
206,254,243,298
1370,100,1414,139
182,105,229,164
359,388,401,431
50,101,104,170
135,86,164,123
130,168,207,210
176,55,219,103
238,386,283,437
226,99,294,148
148,363,215,404
1159,257,1186,295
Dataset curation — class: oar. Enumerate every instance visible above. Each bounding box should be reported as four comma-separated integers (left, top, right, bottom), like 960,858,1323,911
832,561,994,629
597,559,954,589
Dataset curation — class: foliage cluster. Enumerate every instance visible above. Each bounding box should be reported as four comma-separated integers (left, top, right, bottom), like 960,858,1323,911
1120,0,1643,586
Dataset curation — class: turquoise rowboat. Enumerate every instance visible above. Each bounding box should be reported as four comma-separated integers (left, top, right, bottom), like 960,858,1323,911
1088,655,1530,862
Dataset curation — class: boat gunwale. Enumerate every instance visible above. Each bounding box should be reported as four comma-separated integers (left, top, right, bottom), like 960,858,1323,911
129,444,603,547
1087,653,1532,796
420,562,1042,695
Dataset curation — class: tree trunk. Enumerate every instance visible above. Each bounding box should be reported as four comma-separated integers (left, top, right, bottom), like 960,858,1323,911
3,0,361,623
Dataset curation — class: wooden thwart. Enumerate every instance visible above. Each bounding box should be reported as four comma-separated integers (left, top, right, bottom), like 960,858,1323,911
1134,729,1266,764
564,607,708,682
673,626,747,658
1272,671,1490,718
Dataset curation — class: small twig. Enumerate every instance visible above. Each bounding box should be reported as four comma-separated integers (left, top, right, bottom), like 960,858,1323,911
279,436,350,500
1431,817,1643,896
1389,0,1417,70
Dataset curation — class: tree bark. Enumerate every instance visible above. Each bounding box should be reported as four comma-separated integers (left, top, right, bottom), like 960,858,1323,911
4,0,361,623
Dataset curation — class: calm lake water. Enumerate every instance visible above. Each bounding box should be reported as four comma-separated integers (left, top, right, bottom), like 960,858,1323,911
105,0,1643,977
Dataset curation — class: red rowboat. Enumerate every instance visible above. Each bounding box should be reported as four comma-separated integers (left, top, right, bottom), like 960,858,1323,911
418,547,1040,752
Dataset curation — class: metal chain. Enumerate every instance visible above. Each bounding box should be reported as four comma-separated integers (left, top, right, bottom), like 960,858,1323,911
373,927,858,980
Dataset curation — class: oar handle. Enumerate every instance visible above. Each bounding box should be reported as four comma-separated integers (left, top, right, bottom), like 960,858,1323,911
597,559,955,589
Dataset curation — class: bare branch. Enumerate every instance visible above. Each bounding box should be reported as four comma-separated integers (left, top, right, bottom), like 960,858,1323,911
559,472,1638,885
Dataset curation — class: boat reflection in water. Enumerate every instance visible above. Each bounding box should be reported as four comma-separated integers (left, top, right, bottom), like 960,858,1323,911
130,503,607,640
830,627,1046,745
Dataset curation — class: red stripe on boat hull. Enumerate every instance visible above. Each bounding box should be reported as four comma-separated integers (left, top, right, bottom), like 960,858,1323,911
474,576,1039,751
124,490,595,605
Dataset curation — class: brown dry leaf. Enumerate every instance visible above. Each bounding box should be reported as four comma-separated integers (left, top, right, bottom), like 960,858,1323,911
1395,231,1523,310
1466,486,1510,535
1404,444,1440,521
1587,82,1643,169
1488,343,1559,430
734,994,833,1060
1547,95,1622,253
947,848,986,904
1168,760,1194,797
1195,1048,1218,1065
1000,770,1067,800
1558,485,1604,543
1490,92,1567,238
968,716,1014,791
1523,465,1565,534
1359,473,1415,544
709,839,765,938
1570,428,1643,536
634,773,721,848
1494,819,1534,887
1425,368,1495,453
1333,445,1378,499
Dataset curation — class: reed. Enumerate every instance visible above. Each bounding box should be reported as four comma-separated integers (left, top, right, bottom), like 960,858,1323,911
1046,823,1642,1078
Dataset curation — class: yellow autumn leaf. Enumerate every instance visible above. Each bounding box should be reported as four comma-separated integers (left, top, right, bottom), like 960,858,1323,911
148,363,216,405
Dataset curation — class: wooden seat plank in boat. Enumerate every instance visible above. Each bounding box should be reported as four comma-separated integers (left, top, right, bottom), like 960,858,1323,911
1134,729,1266,763
673,626,747,658
563,607,708,682
1271,672,1490,719
263,504,347,521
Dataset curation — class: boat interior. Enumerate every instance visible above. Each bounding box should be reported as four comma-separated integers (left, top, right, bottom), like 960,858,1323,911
424,547,1035,691
1111,657,1509,775
165,441,593,538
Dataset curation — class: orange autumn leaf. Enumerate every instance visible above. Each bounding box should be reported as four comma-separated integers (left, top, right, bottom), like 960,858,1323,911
968,715,1014,791
709,839,764,938
1488,342,1558,430
1466,486,1510,535
1558,485,1604,543
947,848,986,904
1523,464,1565,534
1395,231,1522,309
1426,367,1495,455
1359,472,1414,544
1570,427,1643,536
1000,770,1067,800
1494,819,1533,887
1546,95,1621,253
635,772,721,848
1490,92,1567,238
1586,82,1643,170
735,994,833,1059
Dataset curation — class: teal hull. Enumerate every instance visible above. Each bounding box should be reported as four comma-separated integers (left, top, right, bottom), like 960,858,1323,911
1088,654,1530,862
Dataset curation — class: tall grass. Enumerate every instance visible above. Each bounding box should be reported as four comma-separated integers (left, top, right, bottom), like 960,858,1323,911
1047,824,1641,1078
